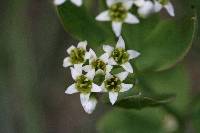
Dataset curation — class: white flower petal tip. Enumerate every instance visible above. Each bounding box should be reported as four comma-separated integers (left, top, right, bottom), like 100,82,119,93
99,53,109,62
121,62,133,73
70,66,82,80
120,83,133,92
112,22,122,37
63,57,72,67
71,0,83,6
65,84,78,94
83,65,93,72
80,93,90,107
109,91,118,105
127,50,141,59
124,13,140,24
83,97,97,114
77,41,87,50
54,0,66,5
67,45,75,54
86,69,95,80
91,84,102,92
164,2,175,17
108,57,117,65
106,65,113,73
138,1,154,18
116,36,125,49
123,1,134,10
116,71,129,81
103,45,114,55
96,11,111,21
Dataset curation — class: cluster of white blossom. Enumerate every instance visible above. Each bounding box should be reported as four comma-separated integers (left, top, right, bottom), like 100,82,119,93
63,36,140,114
54,0,175,37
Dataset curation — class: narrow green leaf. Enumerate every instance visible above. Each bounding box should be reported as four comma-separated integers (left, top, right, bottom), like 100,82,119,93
114,94,175,109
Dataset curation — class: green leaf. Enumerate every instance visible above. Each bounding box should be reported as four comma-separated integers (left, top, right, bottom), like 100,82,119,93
138,64,190,114
57,2,114,47
97,108,165,133
123,2,197,72
114,94,175,109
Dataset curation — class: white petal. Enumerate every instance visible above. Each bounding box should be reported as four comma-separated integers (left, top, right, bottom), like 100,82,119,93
127,50,140,59
115,71,129,81
134,0,145,7
88,49,97,60
99,53,109,63
120,83,133,92
103,45,114,56
106,65,113,73
123,0,134,10
108,57,117,65
91,83,102,92
121,62,133,73
153,1,162,12
109,91,118,105
83,65,93,72
124,13,140,24
101,83,107,92
70,66,82,80
106,0,116,7
82,97,97,114
71,0,82,6
54,0,66,5
164,2,175,17
63,57,72,67
77,41,87,50
96,11,111,21
65,84,78,94
67,45,75,54
105,73,113,80
80,93,90,107
138,1,154,18
116,36,125,49
86,69,95,80
112,22,122,37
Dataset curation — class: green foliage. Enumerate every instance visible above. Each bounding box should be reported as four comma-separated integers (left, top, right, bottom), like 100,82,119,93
114,94,175,109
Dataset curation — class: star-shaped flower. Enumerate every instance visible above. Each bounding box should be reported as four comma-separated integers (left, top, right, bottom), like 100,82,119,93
83,49,113,75
101,71,133,105
95,0,139,37
153,0,175,17
103,36,140,73
54,0,83,6
63,41,88,68
65,65,102,114
134,0,155,18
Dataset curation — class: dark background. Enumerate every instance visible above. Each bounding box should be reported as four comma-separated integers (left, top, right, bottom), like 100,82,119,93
0,0,199,133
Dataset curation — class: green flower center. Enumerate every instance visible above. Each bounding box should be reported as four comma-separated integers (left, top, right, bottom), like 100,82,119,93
75,75,92,93
112,48,129,64
91,59,106,71
109,2,128,22
159,0,169,5
70,48,85,64
105,76,121,92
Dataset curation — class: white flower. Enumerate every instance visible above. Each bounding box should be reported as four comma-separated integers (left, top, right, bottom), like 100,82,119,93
134,0,155,18
63,41,89,68
101,71,133,105
153,0,175,17
95,0,139,37
103,36,140,73
54,0,83,6
65,64,102,114
83,49,113,75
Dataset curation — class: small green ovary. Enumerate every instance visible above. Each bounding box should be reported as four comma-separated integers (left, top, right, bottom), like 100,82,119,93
70,48,85,64
159,0,169,5
109,2,128,22
112,48,129,64
91,59,106,71
75,75,92,93
105,76,121,92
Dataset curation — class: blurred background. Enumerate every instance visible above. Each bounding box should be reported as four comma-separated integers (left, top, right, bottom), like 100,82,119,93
0,0,199,133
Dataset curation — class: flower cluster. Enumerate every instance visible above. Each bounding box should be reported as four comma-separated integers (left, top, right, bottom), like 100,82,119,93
54,0,175,36
63,37,140,114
